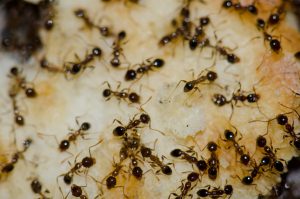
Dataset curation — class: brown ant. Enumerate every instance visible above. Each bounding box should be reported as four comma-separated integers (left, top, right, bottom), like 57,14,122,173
58,140,101,185
1,138,33,174
189,16,210,50
240,158,268,185
63,47,101,78
64,184,87,199
112,113,151,137
256,136,285,172
222,0,258,15
58,121,91,152
74,9,111,37
40,57,64,74
102,81,140,103
110,31,127,67
173,69,218,97
197,184,233,198
222,129,251,165
124,58,165,81
169,172,200,199
140,145,172,175
8,67,37,98
30,178,51,199
11,96,25,126
102,160,126,189
170,148,198,164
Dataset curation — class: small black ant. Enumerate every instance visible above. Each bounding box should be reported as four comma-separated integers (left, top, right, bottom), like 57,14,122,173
222,0,258,15
112,113,150,137
170,148,198,164
74,8,111,37
59,121,91,152
30,178,51,199
110,31,126,67
124,58,165,81
189,16,210,50
169,172,200,199
40,57,65,74
213,44,240,64
176,70,218,94
64,47,101,77
69,184,87,199
240,158,269,185
223,129,251,165
140,145,172,175
205,141,219,180
2,138,33,174
197,184,233,198
11,96,25,126
105,160,125,189
9,67,37,98
256,135,285,172
102,81,140,103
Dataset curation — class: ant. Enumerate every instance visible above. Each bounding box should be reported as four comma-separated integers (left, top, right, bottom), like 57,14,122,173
197,184,233,198
112,113,150,137
256,136,285,172
74,9,111,37
212,44,240,64
110,31,127,67
222,129,251,165
68,184,87,199
222,0,258,15
240,156,271,185
30,178,51,199
124,58,165,81
64,47,101,77
58,140,101,185
9,67,37,98
129,154,144,180
169,172,200,199
40,57,64,74
170,148,198,164
2,138,33,174
104,160,126,189
11,96,25,126
102,81,140,103
205,141,219,180
176,69,218,94
140,145,172,175
59,121,91,152
189,16,210,50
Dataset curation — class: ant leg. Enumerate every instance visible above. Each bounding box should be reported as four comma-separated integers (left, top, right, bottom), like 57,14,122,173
167,80,187,100
112,119,123,125
88,139,103,157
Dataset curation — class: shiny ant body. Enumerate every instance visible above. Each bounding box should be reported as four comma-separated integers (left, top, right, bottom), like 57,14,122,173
64,47,101,77
222,0,258,15
169,172,200,199
112,113,150,137
74,9,110,37
59,140,101,185
102,81,140,103
189,16,210,50
59,121,91,152
30,178,51,199
1,138,32,174
124,58,165,81
223,129,251,165
177,70,218,93
9,67,37,98
110,31,126,67
140,145,172,175
170,148,198,164
256,136,285,172
206,141,219,180
197,184,233,198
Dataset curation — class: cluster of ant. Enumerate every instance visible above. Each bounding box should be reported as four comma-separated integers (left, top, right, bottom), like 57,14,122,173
0,0,299,199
